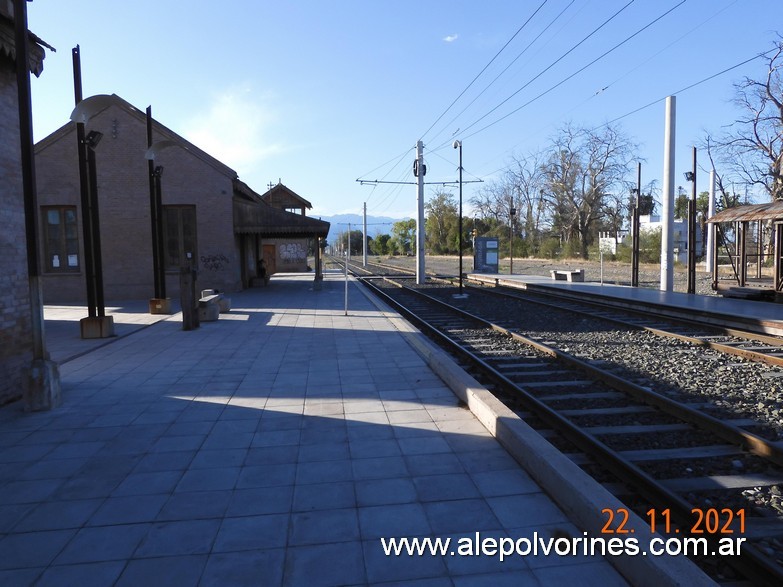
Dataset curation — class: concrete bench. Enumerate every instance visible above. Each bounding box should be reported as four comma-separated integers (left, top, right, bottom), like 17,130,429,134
550,269,584,282
198,290,231,321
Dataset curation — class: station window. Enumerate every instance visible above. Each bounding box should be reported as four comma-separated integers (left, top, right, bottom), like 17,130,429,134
42,206,80,272
163,205,197,269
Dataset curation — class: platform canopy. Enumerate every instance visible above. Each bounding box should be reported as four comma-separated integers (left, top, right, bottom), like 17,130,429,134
232,180,329,238
707,200,783,223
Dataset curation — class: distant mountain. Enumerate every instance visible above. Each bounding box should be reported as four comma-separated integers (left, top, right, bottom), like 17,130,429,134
312,214,409,244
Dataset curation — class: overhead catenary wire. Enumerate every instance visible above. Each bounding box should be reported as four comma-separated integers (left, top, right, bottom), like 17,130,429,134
473,46,776,184
425,0,578,149
418,0,550,145
435,0,638,152
446,0,688,150
601,47,778,129
468,0,748,180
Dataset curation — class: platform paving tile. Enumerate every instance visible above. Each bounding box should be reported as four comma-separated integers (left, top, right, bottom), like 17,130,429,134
0,274,631,585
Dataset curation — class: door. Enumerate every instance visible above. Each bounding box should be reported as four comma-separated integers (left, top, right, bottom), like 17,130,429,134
263,244,276,275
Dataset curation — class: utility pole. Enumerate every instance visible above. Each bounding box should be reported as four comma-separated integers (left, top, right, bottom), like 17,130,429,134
362,202,367,267
661,96,675,292
415,140,426,284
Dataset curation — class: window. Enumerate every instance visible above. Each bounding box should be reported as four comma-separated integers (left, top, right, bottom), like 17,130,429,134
163,205,197,269
42,206,80,272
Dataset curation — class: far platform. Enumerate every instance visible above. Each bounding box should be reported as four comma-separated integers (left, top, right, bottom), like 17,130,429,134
467,272,783,337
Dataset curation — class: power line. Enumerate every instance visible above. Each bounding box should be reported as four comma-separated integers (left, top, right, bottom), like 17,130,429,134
474,46,776,184
418,0,550,144
602,47,777,128
431,0,638,152
427,0,578,148
452,0,687,147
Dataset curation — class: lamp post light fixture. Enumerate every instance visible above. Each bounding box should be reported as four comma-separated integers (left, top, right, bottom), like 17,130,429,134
144,133,180,314
69,90,114,338
453,140,468,298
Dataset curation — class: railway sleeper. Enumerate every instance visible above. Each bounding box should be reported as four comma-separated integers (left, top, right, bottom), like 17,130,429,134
663,473,783,493
558,406,656,417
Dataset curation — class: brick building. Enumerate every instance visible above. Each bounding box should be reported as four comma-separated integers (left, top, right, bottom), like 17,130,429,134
34,93,329,303
0,2,52,405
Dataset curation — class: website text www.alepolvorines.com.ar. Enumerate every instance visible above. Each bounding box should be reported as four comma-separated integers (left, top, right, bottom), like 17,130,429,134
381,531,746,561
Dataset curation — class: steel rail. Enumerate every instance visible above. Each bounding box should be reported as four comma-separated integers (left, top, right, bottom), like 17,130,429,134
463,278,783,368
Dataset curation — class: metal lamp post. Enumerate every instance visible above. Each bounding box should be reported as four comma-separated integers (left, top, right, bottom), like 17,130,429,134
144,137,180,314
509,205,516,274
70,91,115,338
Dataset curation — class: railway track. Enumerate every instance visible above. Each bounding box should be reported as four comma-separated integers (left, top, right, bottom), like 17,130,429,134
467,278,783,369
333,260,783,584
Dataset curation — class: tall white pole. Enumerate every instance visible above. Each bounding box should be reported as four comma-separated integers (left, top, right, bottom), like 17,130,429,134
416,140,426,284
362,202,368,267
706,169,716,272
345,222,350,316
660,96,676,291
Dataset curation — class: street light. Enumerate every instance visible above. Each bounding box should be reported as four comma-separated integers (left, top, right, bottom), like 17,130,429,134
145,135,182,313
69,91,114,338
453,140,467,298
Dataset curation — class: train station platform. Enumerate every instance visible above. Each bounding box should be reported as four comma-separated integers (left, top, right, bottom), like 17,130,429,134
468,272,783,337
0,273,709,585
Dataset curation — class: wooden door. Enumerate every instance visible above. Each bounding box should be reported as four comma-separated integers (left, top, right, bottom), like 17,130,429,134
263,244,276,275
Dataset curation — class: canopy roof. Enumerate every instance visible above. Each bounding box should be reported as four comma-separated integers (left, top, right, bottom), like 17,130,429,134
233,180,329,238
707,200,783,224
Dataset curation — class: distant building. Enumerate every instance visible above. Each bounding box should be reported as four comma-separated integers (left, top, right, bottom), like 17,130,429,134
34,94,329,303
0,2,51,405
638,214,703,263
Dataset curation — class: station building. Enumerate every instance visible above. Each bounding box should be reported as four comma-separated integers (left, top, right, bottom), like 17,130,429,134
33,93,329,303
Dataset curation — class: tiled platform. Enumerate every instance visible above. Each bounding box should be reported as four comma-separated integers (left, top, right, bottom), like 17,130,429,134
0,272,628,586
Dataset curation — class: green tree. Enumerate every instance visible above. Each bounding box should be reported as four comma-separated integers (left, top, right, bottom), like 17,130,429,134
372,233,391,255
337,229,364,256
389,219,416,254
425,191,459,254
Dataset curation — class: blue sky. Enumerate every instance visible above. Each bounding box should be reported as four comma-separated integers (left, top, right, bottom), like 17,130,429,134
27,0,780,220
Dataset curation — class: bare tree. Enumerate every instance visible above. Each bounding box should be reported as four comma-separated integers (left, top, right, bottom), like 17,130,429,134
506,151,549,250
542,122,637,258
709,38,783,202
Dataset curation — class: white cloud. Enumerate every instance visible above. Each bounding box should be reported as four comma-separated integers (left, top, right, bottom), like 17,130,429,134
443,34,459,43
182,86,284,173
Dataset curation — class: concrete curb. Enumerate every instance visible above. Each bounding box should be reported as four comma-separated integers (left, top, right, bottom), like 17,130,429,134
355,281,715,587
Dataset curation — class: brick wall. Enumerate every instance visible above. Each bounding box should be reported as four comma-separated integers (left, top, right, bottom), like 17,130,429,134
35,98,243,303
0,57,34,405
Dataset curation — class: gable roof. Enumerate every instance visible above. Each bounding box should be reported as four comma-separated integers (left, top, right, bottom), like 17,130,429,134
234,180,329,238
34,93,238,178
261,182,313,210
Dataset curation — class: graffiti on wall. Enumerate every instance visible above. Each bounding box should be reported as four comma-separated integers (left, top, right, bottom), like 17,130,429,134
279,243,306,264
201,253,230,272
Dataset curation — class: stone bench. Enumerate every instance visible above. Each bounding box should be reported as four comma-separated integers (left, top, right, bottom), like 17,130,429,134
198,289,231,321
550,269,585,282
